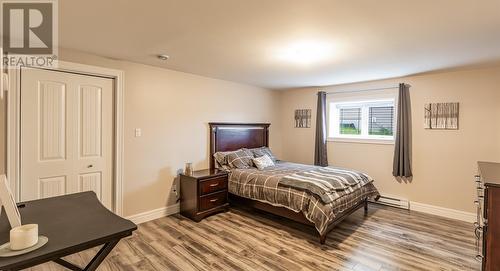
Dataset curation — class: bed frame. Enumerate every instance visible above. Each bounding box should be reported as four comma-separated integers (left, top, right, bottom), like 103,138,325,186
209,122,369,244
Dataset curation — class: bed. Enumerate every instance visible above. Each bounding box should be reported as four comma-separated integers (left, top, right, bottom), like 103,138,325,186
209,122,380,244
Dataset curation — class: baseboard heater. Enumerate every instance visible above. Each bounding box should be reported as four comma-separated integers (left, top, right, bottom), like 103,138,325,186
370,195,410,210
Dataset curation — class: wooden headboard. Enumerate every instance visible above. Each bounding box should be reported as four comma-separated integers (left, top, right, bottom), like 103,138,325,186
209,123,270,169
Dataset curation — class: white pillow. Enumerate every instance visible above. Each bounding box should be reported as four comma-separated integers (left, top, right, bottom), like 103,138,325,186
252,155,275,170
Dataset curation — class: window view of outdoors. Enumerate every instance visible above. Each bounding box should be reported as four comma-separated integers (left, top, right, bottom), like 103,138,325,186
339,108,361,135
368,106,394,136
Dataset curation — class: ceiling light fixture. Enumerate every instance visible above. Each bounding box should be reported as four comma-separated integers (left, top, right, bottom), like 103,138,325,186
274,40,335,66
157,54,169,61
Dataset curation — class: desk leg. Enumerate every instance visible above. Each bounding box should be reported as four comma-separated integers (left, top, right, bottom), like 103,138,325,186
83,239,119,271
53,239,119,271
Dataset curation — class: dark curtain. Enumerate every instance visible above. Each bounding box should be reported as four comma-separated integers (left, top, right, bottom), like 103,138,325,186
314,91,328,166
393,83,412,177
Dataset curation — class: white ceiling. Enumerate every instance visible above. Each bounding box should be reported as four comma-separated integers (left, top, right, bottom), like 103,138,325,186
59,0,500,89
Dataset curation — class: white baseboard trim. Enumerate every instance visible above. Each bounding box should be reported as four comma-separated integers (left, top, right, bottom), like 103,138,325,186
126,203,180,225
125,201,474,225
410,201,475,223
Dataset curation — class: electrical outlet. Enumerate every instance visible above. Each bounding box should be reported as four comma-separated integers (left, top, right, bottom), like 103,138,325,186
172,184,178,197
134,128,142,137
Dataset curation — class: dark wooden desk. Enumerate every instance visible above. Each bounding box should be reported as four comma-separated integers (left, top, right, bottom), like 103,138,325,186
0,192,137,271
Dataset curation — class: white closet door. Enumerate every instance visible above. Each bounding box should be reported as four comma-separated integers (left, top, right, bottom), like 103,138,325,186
21,67,113,209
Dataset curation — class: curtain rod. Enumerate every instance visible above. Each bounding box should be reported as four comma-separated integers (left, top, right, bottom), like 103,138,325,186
324,84,410,95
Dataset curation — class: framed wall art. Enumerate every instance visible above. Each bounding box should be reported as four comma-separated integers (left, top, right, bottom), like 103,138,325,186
294,109,311,128
424,102,459,130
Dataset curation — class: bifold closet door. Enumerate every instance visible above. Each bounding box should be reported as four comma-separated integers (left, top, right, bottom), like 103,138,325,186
20,67,113,210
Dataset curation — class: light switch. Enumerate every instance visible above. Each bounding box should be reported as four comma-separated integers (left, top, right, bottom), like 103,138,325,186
134,128,142,137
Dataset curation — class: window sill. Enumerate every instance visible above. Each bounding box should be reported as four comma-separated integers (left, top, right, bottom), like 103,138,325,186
327,137,395,145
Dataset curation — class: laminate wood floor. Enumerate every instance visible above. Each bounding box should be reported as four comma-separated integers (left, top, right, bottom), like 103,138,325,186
28,204,480,271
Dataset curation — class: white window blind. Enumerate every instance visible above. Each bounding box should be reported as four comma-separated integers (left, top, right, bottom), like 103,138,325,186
339,107,361,135
368,106,394,136
328,98,396,143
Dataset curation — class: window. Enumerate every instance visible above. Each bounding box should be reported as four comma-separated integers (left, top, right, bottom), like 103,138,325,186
369,106,394,136
328,99,396,143
339,107,361,135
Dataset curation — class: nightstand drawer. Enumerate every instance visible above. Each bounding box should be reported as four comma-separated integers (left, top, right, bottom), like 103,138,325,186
199,190,227,211
180,168,229,221
199,176,227,195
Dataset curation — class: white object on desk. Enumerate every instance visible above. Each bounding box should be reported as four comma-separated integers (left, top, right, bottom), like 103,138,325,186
0,73,7,100
0,175,21,228
0,47,8,100
0,236,48,257
10,224,38,250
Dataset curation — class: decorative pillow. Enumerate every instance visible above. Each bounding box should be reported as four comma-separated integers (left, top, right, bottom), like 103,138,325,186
213,151,237,169
226,149,254,169
249,147,277,162
252,155,275,170
215,161,231,170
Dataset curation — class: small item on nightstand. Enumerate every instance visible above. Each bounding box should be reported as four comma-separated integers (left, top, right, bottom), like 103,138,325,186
184,162,193,176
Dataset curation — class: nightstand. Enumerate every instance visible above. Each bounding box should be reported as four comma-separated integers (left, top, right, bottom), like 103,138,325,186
180,169,229,221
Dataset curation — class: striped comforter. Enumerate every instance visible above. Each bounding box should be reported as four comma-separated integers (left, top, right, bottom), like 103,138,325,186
281,167,372,204
228,162,379,235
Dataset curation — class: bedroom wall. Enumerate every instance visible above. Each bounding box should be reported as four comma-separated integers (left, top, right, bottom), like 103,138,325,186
278,66,500,213
58,48,282,217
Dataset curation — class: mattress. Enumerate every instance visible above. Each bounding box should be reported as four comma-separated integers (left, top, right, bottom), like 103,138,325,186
228,161,380,235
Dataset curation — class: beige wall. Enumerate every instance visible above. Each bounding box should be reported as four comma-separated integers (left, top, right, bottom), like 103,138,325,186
59,49,282,217
7,48,499,216
279,66,500,213
0,95,5,174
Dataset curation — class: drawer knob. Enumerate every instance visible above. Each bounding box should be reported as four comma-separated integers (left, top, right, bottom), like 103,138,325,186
209,198,219,203
209,183,219,187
